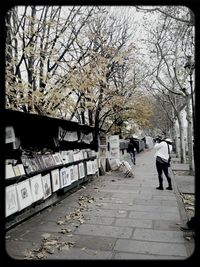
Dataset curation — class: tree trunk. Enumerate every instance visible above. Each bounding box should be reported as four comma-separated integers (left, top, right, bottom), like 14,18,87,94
185,96,194,174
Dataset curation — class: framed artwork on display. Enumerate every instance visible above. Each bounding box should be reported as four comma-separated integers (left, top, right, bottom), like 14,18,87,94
51,169,60,192
60,167,70,188
42,174,52,200
73,165,79,181
5,164,15,179
30,174,44,203
36,155,46,170
94,159,99,172
29,158,40,173
6,185,19,217
16,180,33,211
91,161,96,174
13,165,21,177
78,163,85,179
5,126,15,143
52,153,63,166
42,154,55,169
69,166,75,183
86,161,93,175
18,164,25,176
21,156,34,175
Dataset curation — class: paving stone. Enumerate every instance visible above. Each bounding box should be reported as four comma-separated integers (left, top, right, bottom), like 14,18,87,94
84,215,115,225
74,224,133,239
115,218,152,228
46,247,113,259
114,252,186,259
114,239,187,257
129,211,180,220
83,209,128,218
153,219,182,231
133,228,185,243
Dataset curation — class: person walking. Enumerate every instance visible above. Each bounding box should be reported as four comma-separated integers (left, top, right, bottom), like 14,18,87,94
128,138,136,165
154,137,173,190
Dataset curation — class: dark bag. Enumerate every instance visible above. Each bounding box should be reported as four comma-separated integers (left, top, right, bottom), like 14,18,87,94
156,156,169,165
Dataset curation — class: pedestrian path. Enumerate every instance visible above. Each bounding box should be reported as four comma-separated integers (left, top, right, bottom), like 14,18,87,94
5,149,194,260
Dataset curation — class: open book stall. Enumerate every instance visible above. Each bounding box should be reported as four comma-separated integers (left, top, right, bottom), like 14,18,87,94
4,109,99,229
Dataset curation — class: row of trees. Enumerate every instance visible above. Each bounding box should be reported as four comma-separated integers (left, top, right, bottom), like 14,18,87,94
5,5,195,173
5,6,154,143
137,6,195,173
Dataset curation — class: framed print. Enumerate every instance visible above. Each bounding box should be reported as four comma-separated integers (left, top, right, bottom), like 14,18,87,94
36,155,46,170
42,154,55,168
51,169,60,192
18,164,25,176
6,185,19,217
69,166,75,183
109,135,119,148
42,174,52,200
94,159,99,172
86,161,93,175
78,163,85,179
5,164,15,179
110,147,120,159
30,174,44,203
52,153,63,166
5,126,15,143
16,180,33,211
13,165,21,177
29,158,40,173
21,156,34,175
91,161,96,174
60,167,70,188
73,165,79,181
99,147,107,158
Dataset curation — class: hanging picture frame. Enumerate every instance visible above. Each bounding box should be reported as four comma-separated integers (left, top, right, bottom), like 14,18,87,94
6,185,19,217
42,174,52,200
16,180,33,211
51,169,60,192
78,163,85,179
21,156,34,175
30,174,44,203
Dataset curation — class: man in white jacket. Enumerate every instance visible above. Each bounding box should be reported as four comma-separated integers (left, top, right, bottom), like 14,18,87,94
154,138,173,190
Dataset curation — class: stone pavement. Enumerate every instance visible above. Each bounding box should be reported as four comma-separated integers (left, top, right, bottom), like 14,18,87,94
5,149,195,260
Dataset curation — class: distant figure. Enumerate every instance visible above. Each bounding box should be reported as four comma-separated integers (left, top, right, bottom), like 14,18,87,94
127,138,136,165
154,138,173,190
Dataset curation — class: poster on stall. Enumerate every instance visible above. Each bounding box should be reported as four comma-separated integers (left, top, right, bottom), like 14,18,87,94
98,133,108,172
109,135,120,159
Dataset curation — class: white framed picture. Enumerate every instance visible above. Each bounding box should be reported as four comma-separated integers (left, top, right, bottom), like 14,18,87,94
51,169,60,192
91,161,96,174
52,153,63,165
73,165,79,181
94,159,99,172
78,163,85,179
42,174,52,200
86,161,93,175
13,165,21,177
5,126,15,143
30,174,44,203
16,180,33,211
6,185,19,217
5,165,15,179
69,166,75,183
18,164,26,176
60,167,70,188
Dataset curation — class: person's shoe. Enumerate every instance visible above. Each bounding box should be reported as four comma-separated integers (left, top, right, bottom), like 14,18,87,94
166,186,173,190
180,225,193,232
156,186,163,190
